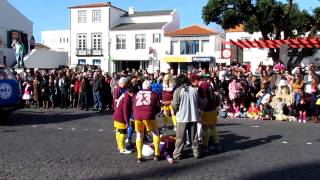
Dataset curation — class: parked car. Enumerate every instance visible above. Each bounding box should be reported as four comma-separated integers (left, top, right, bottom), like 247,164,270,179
0,64,21,121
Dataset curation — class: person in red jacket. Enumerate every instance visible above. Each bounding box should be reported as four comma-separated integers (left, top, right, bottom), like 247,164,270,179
113,77,127,109
113,84,135,154
196,75,221,153
73,75,81,108
133,80,161,163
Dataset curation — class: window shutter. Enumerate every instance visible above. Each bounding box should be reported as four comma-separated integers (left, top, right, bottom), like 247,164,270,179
7,31,12,48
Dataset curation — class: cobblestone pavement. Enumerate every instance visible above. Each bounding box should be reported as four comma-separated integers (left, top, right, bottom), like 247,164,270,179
1,109,320,180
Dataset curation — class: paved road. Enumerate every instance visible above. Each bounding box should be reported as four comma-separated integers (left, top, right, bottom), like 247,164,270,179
1,109,320,180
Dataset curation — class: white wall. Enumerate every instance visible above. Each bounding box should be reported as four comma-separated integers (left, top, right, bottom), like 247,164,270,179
24,49,68,69
41,30,70,52
0,0,33,66
70,7,110,71
110,29,165,72
226,31,271,71
121,15,172,24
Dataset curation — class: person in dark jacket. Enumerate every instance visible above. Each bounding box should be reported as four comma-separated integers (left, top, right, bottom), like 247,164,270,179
59,75,68,109
92,72,103,111
80,72,90,111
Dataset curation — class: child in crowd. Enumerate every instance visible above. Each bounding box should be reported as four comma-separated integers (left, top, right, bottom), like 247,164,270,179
239,103,247,118
22,81,32,108
259,103,272,120
247,102,260,120
227,100,240,118
274,98,287,121
296,98,307,123
220,98,230,118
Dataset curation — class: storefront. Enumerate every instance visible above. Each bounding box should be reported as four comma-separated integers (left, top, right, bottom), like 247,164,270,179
163,56,215,73
113,60,150,72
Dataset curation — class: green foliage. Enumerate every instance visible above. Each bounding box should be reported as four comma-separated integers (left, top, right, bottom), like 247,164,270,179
202,0,319,38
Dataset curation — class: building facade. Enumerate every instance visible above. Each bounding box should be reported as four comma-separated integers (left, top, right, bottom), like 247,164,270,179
42,2,226,73
224,24,273,71
41,30,70,52
163,25,224,73
41,30,71,62
67,2,180,73
0,0,33,66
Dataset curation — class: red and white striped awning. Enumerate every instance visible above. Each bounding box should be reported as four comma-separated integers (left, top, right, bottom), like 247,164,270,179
225,37,320,49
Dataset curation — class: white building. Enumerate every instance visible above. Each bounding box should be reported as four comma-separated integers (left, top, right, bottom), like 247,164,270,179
224,24,273,71
41,30,70,52
163,25,224,73
110,8,179,72
41,30,71,62
67,2,180,73
42,2,224,73
0,0,33,66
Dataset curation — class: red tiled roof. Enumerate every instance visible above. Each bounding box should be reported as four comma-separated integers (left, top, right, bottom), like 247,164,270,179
69,2,111,9
225,24,245,33
165,25,218,36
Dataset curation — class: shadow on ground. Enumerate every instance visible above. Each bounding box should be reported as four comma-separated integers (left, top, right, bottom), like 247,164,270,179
95,154,238,180
1,109,112,126
219,133,282,152
241,161,320,180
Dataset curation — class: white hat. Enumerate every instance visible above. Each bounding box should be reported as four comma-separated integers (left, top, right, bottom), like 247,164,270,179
277,79,288,87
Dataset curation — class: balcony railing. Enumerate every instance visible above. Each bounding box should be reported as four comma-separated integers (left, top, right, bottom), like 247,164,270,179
76,49,103,56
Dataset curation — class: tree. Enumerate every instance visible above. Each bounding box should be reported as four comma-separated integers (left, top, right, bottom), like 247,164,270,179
202,0,320,69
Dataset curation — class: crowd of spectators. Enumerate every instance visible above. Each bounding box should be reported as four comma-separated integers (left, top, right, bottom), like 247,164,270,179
12,61,320,123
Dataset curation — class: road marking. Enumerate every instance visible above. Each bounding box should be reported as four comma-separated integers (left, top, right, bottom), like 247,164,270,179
99,129,103,132
282,141,288,144
250,125,261,128
32,125,37,128
71,128,76,131
58,128,63,130
306,142,312,145
84,129,89,131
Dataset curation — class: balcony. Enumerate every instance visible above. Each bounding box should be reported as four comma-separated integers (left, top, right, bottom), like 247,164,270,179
76,49,103,56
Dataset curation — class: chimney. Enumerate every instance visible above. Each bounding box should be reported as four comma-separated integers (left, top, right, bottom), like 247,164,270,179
128,7,135,15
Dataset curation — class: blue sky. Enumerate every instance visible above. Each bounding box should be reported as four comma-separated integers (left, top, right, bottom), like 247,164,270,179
7,0,319,42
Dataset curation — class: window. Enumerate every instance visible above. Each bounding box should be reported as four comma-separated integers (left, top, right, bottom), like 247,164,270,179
153,33,161,43
78,59,86,65
170,41,177,55
92,10,101,23
180,40,199,55
93,59,101,65
60,38,62,43
66,38,69,43
77,34,87,50
135,34,146,49
201,40,209,52
116,35,126,50
92,33,102,50
78,10,87,23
